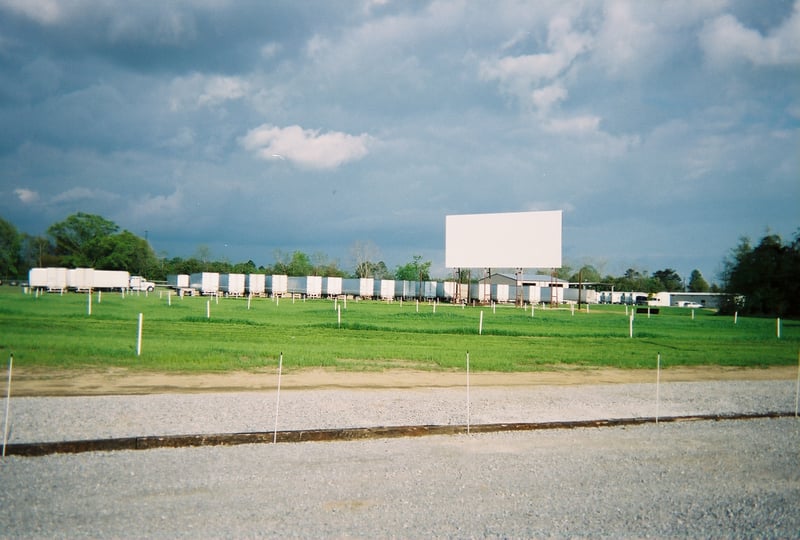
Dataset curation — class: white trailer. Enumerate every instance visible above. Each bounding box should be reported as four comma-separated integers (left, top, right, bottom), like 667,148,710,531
395,280,418,299
167,274,189,289
247,274,266,296
379,279,395,300
359,278,374,299
220,273,246,297
190,272,220,295
267,275,288,297
68,268,94,292
46,267,68,292
436,281,457,301
421,281,438,300
306,275,323,298
94,270,130,290
28,268,47,290
323,276,343,297
491,283,510,303
167,274,193,295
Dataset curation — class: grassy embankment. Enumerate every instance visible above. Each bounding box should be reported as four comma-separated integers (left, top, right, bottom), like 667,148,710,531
0,286,797,373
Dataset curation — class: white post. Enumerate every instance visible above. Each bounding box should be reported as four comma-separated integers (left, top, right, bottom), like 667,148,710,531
136,313,143,356
2,354,12,457
344,296,347,310
647,306,651,319
586,304,589,313
629,315,634,338
334,298,338,311
168,291,172,306
273,352,283,444
466,351,470,435
777,318,781,339
571,304,574,316
691,309,695,320
206,300,210,319
247,294,252,310
655,352,661,425
794,350,799,418
337,305,341,328
416,300,419,313
87,292,92,316
432,302,436,314
479,310,484,335
734,312,738,324
531,305,535,318
98,290,102,303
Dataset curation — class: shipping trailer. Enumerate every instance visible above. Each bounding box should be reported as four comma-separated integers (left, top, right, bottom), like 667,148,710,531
220,273,246,297
267,275,288,297
247,274,266,296
190,272,220,295
378,279,395,300
323,276,343,297
359,278,374,299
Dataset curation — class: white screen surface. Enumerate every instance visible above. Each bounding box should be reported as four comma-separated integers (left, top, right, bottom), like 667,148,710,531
445,210,562,268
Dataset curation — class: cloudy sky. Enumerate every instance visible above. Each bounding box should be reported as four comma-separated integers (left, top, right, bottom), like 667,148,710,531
1,0,797,283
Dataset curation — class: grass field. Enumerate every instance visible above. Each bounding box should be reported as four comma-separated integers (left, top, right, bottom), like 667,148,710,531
0,286,797,373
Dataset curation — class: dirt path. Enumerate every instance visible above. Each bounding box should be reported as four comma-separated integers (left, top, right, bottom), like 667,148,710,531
7,365,797,397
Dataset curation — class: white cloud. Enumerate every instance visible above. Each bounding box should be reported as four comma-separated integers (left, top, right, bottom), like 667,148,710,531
531,83,567,114
0,0,62,25
14,188,39,204
700,4,800,66
479,15,592,110
240,124,371,169
169,74,250,111
130,189,184,219
544,115,601,135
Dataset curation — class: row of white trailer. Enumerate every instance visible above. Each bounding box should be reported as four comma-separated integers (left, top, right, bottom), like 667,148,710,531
166,272,599,304
28,268,155,293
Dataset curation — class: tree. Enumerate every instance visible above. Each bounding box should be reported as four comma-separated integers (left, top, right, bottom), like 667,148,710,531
395,255,431,282
688,269,710,292
720,232,800,317
47,212,119,267
94,230,158,274
568,265,601,285
20,234,56,270
0,217,21,278
652,268,684,292
350,240,380,278
286,251,313,276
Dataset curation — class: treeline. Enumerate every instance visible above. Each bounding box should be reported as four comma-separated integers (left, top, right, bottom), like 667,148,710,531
0,213,432,282
2,213,796,316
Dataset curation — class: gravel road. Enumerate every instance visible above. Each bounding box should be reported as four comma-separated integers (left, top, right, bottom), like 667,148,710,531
1,379,799,537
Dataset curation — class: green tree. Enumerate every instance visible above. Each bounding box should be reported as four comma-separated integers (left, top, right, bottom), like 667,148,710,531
652,268,684,292
47,212,119,267
94,230,158,274
721,232,800,317
286,251,313,276
568,265,601,285
688,269,710,292
0,217,21,278
395,255,432,281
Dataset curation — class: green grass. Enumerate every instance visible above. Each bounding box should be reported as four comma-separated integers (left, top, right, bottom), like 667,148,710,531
0,287,797,373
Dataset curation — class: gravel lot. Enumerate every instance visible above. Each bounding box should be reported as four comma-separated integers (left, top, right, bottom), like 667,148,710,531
1,379,799,537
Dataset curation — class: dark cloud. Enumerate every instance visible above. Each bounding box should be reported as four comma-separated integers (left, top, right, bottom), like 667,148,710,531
0,0,797,280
